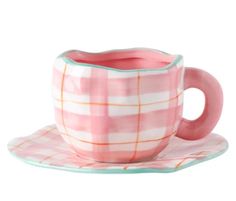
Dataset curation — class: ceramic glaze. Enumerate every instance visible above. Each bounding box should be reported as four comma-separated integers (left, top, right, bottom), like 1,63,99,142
8,125,228,173
52,48,223,163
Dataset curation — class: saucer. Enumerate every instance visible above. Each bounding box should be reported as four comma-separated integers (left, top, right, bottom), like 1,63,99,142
8,125,228,173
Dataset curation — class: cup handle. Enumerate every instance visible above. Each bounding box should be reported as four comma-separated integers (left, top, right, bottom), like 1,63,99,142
176,67,223,140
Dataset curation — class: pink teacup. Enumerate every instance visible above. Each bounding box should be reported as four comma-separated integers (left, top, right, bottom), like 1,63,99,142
52,48,223,163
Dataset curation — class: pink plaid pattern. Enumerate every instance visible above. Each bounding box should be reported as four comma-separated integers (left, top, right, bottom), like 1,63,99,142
52,50,184,163
8,125,228,173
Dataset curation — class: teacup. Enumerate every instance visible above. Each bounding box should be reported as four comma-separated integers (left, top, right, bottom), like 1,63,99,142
52,48,223,163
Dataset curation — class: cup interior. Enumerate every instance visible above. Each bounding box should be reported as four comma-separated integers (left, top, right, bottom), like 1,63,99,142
65,49,177,70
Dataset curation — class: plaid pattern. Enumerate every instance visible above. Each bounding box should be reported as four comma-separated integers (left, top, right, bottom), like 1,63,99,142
8,125,228,173
52,52,185,163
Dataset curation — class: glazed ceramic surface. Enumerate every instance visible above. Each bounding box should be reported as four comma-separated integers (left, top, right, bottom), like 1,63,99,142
8,125,228,173
52,48,223,163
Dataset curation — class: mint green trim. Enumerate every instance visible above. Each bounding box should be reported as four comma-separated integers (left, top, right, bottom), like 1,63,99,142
59,48,183,72
9,144,228,174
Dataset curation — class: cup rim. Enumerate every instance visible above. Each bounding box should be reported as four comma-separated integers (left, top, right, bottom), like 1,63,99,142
58,47,183,72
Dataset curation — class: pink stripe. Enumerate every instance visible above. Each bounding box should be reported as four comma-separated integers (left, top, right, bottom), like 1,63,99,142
55,105,182,133
152,67,184,157
53,68,183,96
90,68,109,161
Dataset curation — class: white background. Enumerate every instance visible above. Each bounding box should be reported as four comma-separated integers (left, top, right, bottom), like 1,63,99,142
0,0,235,200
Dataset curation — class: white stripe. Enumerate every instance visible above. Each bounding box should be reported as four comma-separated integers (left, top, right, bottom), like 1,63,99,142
109,144,135,151
56,124,92,141
61,135,135,152
140,91,170,104
108,91,170,105
56,124,167,144
53,85,175,104
108,70,138,78
108,105,139,116
62,135,93,151
108,95,139,105
108,68,168,79
53,87,177,116
53,94,182,116
54,58,91,78
55,126,172,152
52,86,90,102
57,134,176,152
139,127,166,141
137,141,162,151
53,99,90,115
140,69,169,76
108,127,166,143
108,101,170,116
141,101,169,113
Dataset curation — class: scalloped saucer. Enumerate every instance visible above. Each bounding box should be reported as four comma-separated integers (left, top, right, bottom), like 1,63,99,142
8,125,228,173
